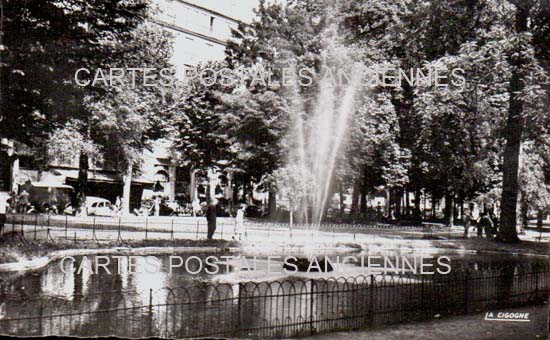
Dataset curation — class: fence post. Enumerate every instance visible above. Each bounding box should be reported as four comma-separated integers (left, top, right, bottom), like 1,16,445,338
196,221,199,240
309,279,316,335
11,214,15,238
369,274,375,327
34,214,38,241
237,282,243,337
20,214,25,239
463,270,469,314
170,219,174,240
148,288,153,337
117,218,123,243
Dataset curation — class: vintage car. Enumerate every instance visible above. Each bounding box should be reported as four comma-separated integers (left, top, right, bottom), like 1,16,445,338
28,181,74,214
85,196,116,217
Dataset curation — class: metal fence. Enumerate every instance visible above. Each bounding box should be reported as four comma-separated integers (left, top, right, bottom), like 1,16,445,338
0,214,233,243
0,214,475,244
0,264,548,338
251,220,467,239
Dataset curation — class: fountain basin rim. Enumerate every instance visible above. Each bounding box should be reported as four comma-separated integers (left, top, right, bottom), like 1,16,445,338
0,246,240,273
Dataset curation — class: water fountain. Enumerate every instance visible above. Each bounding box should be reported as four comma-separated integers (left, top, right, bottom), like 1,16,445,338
283,21,361,227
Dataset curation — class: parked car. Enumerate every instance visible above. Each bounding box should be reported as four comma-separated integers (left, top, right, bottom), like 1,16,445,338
86,197,116,217
28,181,74,214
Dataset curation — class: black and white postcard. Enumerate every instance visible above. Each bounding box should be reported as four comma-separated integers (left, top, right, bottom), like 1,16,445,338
0,0,549,339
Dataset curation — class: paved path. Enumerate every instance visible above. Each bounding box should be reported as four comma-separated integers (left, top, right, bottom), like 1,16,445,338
304,305,550,340
2,214,548,247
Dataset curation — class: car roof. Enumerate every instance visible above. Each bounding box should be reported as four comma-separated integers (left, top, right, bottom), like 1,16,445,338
86,196,111,203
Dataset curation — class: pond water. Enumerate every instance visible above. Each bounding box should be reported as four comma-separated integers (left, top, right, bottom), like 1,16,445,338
0,251,546,298
0,251,548,338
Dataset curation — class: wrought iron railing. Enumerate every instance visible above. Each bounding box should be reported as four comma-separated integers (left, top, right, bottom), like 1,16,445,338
0,214,471,244
0,264,548,338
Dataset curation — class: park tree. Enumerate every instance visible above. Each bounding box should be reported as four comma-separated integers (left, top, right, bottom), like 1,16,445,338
339,0,494,220
221,0,331,213
346,91,409,215
170,62,235,171
497,0,549,242
82,21,176,213
408,0,548,238
0,0,149,148
518,141,550,231
1,0,176,213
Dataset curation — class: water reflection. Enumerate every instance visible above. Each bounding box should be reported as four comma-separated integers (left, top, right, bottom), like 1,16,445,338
0,252,547,338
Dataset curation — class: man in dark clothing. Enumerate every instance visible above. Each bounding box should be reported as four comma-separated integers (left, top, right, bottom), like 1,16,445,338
206,199,217,240
479,213,494,238
0,196,7,236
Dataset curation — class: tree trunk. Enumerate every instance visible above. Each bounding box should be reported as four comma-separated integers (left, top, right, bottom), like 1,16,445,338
395,188,402,218
268,188,277,216
289,197,293,229
498,3,529,243
444,193,454,227
431,195,437,219
520,196,528,234
359,187,367,215
351,179,360,215
405,191,411,217
189,168,197,202
339,182,345,213
76,152,89,212
537,208,544,231
122,163,132,215
241,183,247,201
414,189,421,220
232,180,239,205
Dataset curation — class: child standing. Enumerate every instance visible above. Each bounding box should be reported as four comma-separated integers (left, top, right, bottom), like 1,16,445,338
233,204,246,240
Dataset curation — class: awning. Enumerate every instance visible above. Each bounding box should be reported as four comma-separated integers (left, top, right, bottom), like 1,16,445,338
32,180,74,190
53,168,154,185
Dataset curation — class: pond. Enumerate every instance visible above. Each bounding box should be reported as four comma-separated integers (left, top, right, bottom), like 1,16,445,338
0,251,548,338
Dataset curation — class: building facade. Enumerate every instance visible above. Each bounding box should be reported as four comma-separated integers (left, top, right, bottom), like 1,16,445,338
150,0,260,204
154,0,257,72
3,1,260,211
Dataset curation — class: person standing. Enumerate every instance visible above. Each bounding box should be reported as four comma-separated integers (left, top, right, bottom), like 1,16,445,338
479,212,494,239
18,189,30,214
115,196,122,214
0,195,8,236
154,196,161,217
7,191,17,213
233,204,246,240
470,204,481,237
463,208,471,238
206,199,217,240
